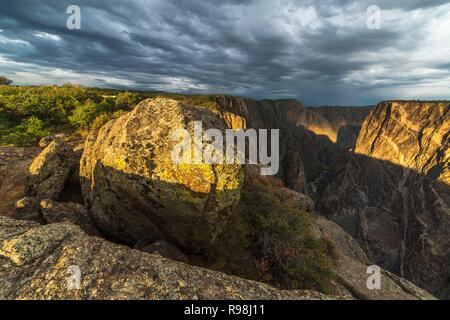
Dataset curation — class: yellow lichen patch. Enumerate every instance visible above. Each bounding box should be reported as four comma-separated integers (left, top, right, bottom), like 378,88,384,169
0,238,25,265
0,223,73,265
158,163,216,194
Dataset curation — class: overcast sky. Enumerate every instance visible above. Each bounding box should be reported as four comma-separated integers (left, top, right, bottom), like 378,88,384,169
0,0,449,105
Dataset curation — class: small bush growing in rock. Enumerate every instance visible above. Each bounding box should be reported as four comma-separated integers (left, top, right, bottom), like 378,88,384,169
209,175,334,294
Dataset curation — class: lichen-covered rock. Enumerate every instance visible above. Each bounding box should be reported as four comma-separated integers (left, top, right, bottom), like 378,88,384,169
11,197,98,236
0,216,339,300
28,139,78,200
80,98,244,250
40,199,98,236
0,147,40,216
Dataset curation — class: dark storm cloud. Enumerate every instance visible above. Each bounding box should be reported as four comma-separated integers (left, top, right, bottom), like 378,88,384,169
0,0,449,105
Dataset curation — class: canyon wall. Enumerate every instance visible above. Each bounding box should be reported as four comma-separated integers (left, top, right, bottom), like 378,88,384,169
305,106,373,149
317,101,450,298
213,97,449,298
355,101,449,184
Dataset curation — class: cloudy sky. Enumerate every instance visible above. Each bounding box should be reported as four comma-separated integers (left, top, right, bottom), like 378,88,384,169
0,0,449,105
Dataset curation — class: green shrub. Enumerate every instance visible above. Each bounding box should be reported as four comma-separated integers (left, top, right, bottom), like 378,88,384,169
0,116,50,146
97,98,117,113
115,92,140,110
68,99,99,128
245,186,334,292
209,177,334,294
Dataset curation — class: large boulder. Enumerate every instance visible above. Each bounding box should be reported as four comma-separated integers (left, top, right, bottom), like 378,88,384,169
80,98,243,250
0,216,338,300
28,139,78,200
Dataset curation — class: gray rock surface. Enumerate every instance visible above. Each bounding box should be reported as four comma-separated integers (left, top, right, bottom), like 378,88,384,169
40,199,98,236
311,215,435,300
0,216,339,300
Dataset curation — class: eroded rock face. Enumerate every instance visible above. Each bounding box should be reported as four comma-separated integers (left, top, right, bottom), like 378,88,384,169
213,95,341,193
317,102,450,299
311,216,435,300
0,147,40,216
28,139,78,200
355,101,449,184
80,98,243,250
0,216,338,300
305,106,373,149
282,151,307,194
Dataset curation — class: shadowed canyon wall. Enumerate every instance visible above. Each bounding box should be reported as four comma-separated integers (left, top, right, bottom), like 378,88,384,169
213,96,449,298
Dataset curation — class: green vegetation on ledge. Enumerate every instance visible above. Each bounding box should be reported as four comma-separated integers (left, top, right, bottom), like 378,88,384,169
0,84,221,146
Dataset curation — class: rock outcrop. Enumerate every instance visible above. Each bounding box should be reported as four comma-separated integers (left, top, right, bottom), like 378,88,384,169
0,215,434,300
311,216,435,300
134,239,189,263
0,216,337,300
28,139,79,200
0,147,40,216
80,98,243,250
11,197,98,235
305,106,373,149
355,101,449,184
317,101,450,299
